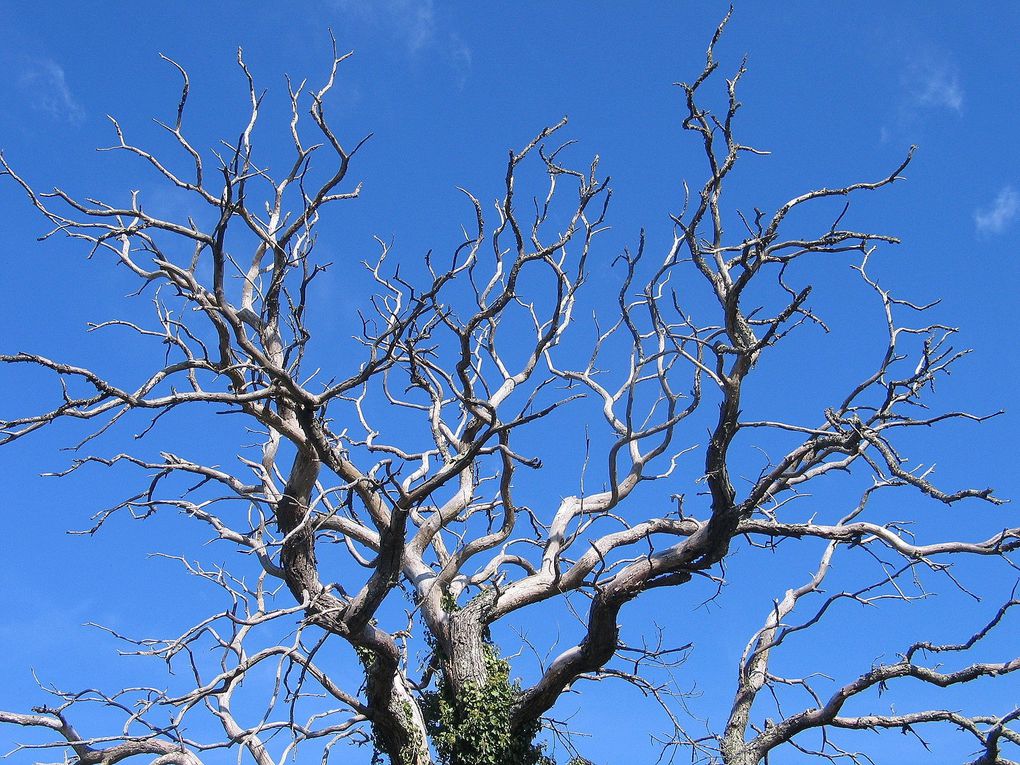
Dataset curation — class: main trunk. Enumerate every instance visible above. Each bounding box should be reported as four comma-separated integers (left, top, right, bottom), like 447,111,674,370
445,598,492,693
720,740,761,765
367,669,433,765
424,595,545,765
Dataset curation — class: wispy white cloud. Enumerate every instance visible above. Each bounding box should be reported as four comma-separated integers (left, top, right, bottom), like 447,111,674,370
904,59,963,114
334,0,471,82
336,0,437,51
974,186,1020,235
18,57,84,123
880,50,963,142
447,36,472,87
914,69,963,112
406,0,438,53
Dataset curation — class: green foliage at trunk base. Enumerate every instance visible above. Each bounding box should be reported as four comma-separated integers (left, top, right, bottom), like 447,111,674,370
422,646,551,765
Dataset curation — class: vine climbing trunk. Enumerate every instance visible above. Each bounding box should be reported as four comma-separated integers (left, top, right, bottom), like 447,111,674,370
423,594,547,765
367,669,433,765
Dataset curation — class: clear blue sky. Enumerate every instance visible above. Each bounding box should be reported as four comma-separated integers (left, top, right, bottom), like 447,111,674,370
1,2,1018,764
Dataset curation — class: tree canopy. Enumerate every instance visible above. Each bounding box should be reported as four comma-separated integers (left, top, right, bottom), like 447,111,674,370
1,8,1018,765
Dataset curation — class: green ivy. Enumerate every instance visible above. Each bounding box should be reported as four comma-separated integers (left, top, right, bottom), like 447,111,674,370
355,645,377,669
440,587,461,613
399,701,428,765
421,644,552,765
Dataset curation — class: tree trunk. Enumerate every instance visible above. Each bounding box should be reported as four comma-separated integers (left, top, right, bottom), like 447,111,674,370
445,596,492,693
720,741,760,765
367,670,433,765
427,592,544,765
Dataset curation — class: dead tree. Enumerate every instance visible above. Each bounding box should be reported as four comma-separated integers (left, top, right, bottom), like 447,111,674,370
2,15,1017,765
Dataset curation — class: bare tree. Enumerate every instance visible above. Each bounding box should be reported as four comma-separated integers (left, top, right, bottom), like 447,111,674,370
2,15,1017,765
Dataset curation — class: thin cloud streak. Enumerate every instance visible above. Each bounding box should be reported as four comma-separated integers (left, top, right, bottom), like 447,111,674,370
881,50,963,143
18,57,84,123
974,187,1020,235
333,0,471,83
905,59,964,114
335,0,438,51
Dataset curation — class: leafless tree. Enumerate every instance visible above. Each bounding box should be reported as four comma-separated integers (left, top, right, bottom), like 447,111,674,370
2,14,1017,765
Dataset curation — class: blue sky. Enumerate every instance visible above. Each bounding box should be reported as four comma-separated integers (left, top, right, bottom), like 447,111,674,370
1,2,1019,764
